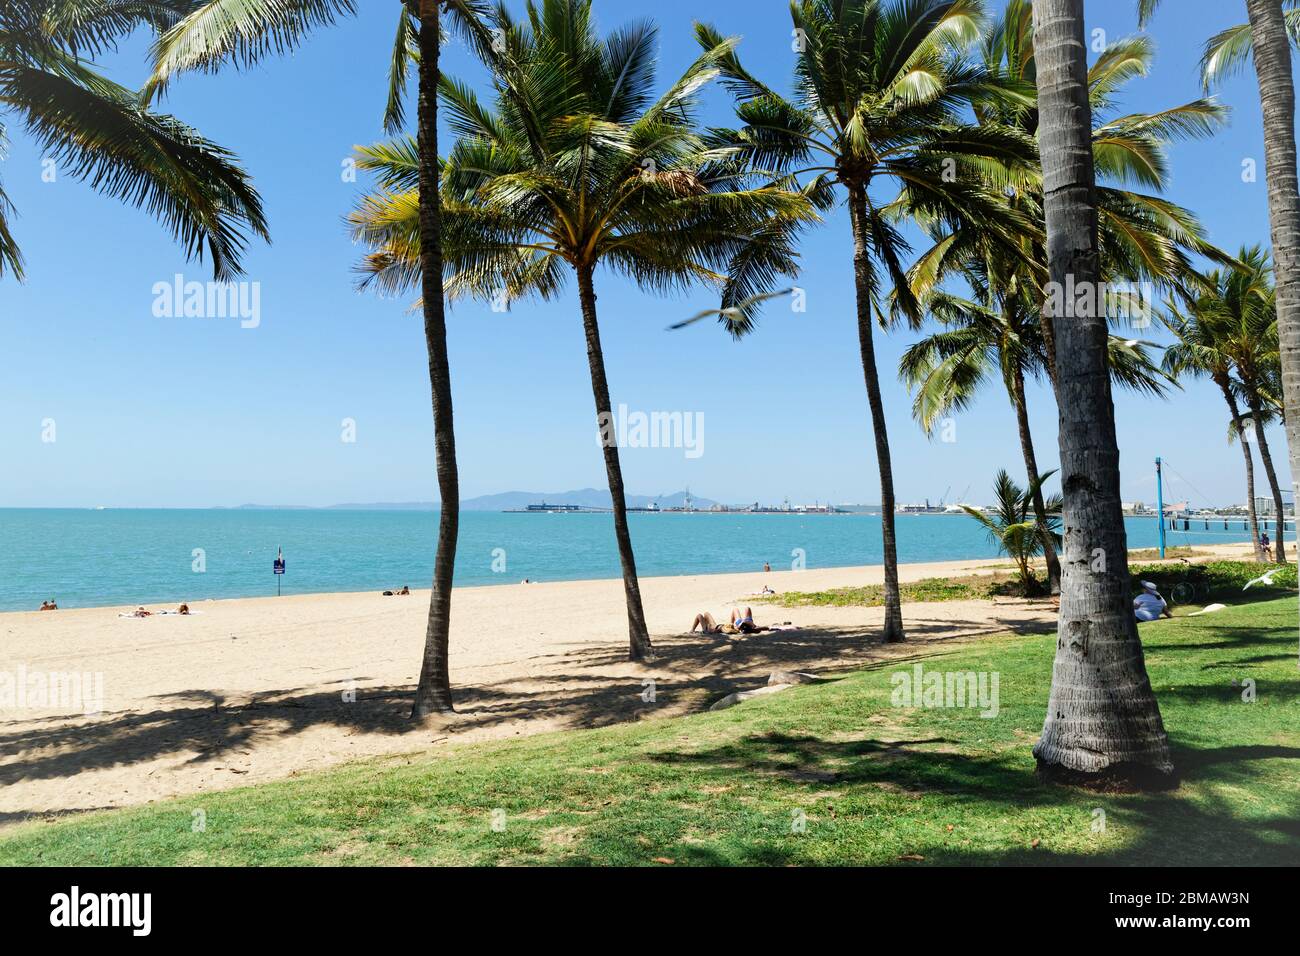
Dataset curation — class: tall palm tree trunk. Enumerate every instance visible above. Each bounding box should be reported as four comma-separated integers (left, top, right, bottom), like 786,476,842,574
1246,0,1300,564
1248,398,1288,562
1030,0,1173,786
411,0,459,718
577,264,653,661
1012,368,1061,594
848,184,904,643
1038,306,1060,389
1221,380,1262,555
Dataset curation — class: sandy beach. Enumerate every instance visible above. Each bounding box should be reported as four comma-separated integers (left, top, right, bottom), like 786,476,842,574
0,544,1255,827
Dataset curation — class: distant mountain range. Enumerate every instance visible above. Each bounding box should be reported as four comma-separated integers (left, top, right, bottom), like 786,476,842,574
460,489,720,511
221,489,722,511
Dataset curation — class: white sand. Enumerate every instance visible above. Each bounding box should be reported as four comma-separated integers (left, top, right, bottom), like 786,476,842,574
0,543,1255,826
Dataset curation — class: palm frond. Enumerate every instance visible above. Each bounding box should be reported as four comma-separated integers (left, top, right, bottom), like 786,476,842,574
146,0,357,99
4,54,268,278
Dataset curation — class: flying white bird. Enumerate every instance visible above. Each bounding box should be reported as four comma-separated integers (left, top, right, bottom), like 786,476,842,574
1243,567,1285,590
667,288,794,330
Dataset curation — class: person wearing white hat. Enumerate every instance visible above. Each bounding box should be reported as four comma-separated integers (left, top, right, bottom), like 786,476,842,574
1133,581,1171,622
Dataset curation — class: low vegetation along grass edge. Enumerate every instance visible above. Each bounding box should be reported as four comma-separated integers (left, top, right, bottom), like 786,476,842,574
762,561,1296,610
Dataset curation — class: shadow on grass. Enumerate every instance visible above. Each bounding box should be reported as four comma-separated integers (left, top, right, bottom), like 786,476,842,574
1149,618,1296,654
568,729,1300,866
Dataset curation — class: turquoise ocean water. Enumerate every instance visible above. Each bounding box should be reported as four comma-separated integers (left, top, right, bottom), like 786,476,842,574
0,508,1254,611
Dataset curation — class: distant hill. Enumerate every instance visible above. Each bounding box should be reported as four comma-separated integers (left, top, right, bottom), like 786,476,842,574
461,489,720,511
222,490,721,511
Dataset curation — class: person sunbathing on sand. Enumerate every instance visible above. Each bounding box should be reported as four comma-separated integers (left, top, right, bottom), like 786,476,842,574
690,612,730,634
732,606,762,633
178,604,190,615
132,606,152,618
691,607,775,635
39,599,58,611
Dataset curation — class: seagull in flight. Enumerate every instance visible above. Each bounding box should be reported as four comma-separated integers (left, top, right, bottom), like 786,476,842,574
667,288,794,330
1243,567,1286,590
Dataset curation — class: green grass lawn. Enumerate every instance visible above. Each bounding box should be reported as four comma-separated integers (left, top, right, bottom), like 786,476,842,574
760,573,1021,607
2,598,1297,866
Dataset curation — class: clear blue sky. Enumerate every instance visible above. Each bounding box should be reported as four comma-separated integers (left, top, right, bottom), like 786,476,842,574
0,0,1291,509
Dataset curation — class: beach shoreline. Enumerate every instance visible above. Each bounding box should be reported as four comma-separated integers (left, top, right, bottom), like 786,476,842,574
2,538,1258,616
0,507,1259,613
0,541,1256,827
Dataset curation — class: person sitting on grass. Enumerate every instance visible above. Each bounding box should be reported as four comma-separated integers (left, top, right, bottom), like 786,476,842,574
1133,581,1172,622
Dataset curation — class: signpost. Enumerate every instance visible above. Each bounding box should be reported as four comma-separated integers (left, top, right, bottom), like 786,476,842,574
273,546,286,597
1155,458,1166,560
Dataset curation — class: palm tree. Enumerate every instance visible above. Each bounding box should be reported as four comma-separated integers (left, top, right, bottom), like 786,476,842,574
1162,299,1263,556
1142,0,1300,567
148,0,491,716
1206,246,1288,562
697,0,1040,643
900,279,1171,594
1242,1,1300,563
0,0,268,281
926,1,1228,388
962,470,1060,595
1191,1,1300,88
1031,0,1173,787
350,0,812,662
897,0,1221,596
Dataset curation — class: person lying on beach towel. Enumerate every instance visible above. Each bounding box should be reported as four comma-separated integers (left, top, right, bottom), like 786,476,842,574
123,605,199,618
691,607,796,635
690,612,737,635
